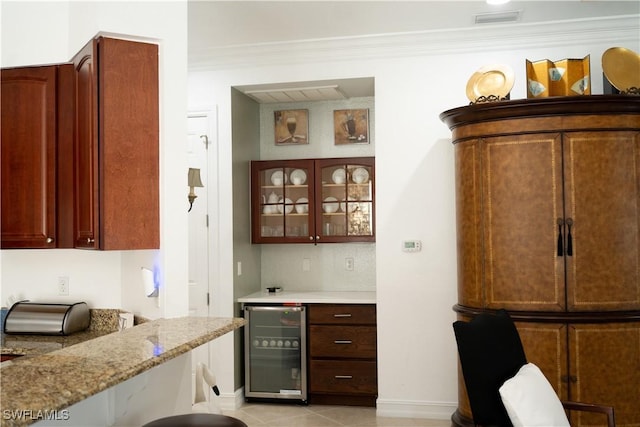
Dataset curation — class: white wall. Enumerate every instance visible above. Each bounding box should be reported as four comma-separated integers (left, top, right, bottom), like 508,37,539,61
0,1,189,320
188,15,639,418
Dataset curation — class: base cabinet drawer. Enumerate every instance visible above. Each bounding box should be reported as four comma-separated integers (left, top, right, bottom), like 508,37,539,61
309,325,376,358
307,303,377,407
308,304,376,325
310,360,377,394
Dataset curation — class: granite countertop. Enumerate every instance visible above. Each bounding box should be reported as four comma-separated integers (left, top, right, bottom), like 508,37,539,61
237,290,376,304
0,316,246,427
1,309,147,356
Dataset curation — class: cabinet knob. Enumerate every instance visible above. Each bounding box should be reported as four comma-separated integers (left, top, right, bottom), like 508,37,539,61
309,236,314,241
87,238,95,244
316,236,320,240
46,237,54,243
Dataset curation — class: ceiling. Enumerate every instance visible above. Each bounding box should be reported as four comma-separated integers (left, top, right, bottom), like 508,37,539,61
188,1,639,101
188,1,639,50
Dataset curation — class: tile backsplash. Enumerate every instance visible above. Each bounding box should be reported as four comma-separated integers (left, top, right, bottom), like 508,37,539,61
260,243,375,292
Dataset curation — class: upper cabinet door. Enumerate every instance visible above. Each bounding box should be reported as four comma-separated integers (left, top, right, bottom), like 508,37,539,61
564,131,640,311
251,157,375,244
251,159,315,243
73,37,160,250
316,158,375,243
73,40,99,249
480,133,566,312
1,66,58,248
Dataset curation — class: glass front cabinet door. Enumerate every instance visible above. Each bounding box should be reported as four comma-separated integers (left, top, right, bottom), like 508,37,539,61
251,157,374,244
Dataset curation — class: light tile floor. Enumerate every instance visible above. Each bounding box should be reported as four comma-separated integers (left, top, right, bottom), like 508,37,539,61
221,403,451,427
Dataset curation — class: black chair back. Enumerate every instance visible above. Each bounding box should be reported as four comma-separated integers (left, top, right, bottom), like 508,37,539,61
453,310,527,427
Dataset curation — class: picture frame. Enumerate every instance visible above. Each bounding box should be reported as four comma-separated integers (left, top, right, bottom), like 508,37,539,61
274,109,309,145
333,109,369,145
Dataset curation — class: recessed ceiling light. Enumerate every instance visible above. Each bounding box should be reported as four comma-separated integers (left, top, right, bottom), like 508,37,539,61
487,0,511,4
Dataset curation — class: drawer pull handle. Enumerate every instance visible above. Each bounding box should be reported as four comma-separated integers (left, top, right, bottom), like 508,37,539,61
334,375,353,379
333,314,352,318
334,340,352,344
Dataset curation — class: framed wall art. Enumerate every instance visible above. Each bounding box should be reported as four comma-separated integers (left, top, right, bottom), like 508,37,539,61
274,109,309,145
333,109,369,144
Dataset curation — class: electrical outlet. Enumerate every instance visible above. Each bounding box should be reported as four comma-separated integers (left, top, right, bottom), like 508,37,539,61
345,257,354,271
58,276,69,296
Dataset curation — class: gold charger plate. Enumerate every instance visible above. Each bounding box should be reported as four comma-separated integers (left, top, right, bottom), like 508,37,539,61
466,64,515,102
602,47,640,91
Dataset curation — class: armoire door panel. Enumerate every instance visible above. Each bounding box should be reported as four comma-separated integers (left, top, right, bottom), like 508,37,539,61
569,323,640,427
455,140,483,307
564,131,640,311
482,134,565,311
516,322,568,400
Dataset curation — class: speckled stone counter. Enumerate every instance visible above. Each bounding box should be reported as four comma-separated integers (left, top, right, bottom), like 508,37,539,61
1,309,148,356
0,316,245,427
238,290,377,304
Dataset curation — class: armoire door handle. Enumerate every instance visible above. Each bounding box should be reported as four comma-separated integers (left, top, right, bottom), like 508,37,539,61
557,218,564,256
566,218,573,256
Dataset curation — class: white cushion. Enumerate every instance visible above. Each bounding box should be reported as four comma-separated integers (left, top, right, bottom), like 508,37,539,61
499,363,570,427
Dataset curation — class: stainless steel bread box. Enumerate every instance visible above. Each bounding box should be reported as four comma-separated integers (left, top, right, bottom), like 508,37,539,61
3,302,90,335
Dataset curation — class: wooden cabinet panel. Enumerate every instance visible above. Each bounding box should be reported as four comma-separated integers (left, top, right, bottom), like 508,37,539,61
309,325,377,359
481,133,565,311
568,323,640,427
309,360,377,394
72,37,159,250
73,41,99,248
455,140,483,308
307,304,376,325
516,322,569,399
1,65,74,249
564,131,640,311
1,66,57,248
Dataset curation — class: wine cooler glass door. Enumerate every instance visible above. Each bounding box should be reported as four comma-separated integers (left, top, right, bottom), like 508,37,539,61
244,305,307,402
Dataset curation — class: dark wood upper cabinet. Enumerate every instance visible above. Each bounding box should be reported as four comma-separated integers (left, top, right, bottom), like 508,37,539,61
1,35,159,250
1,64,74,249
72,36,159,250
251,157,375,244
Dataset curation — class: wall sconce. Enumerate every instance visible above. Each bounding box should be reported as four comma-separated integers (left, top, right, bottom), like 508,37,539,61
188,168,204,212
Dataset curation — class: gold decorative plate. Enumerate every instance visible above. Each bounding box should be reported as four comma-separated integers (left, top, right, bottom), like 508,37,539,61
466,64,515,102
602,47,640,91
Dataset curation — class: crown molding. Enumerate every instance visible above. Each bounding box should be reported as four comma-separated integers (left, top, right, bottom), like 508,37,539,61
188,15,639,71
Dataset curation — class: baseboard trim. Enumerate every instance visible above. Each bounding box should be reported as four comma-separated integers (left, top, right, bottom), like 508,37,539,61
376,398,457,420
218,387,245,411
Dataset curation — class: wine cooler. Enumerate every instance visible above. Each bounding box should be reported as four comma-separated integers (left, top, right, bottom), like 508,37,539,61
244,305,307,403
